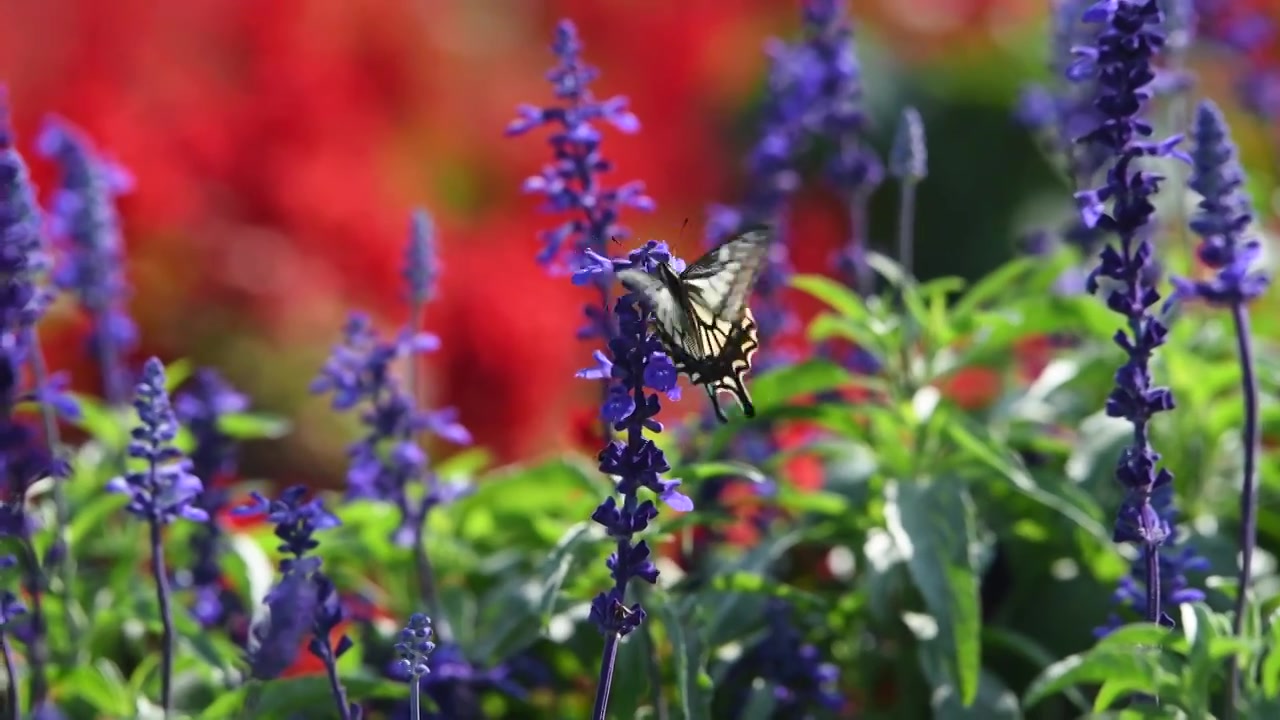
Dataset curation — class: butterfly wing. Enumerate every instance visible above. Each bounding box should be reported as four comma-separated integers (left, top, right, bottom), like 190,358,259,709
679,225,773,324
616,265,703,360
616,227,772,422
680,306,760,422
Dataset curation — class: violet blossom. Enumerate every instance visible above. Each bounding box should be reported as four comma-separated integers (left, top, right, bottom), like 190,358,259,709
1068,0,1201,629
36,116,137,406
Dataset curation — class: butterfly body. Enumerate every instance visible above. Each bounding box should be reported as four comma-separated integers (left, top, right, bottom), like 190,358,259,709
616,226,773,422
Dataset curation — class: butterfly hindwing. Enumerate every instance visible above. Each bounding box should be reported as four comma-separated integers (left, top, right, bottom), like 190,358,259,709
616,226,773,422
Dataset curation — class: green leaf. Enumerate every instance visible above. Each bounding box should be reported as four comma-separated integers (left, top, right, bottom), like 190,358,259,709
217,411,293,440
949,257,1035,320
790,273,868,321
945,418,1111,544
163,357,195,391
671,460,769,488
657,596,713,720
67,393,128,448
751,359,862,410
1023,646,1170,710
56,659,135,716
196,688,248,719
886,479,981,706
983,626,1089,712
471,521,597,661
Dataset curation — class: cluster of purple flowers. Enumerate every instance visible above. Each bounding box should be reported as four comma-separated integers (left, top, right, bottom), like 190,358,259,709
510,19,699,720
1067,0,1207,629
36,116,137,406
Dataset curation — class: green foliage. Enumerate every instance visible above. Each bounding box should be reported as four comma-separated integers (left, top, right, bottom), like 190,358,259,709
6,249,1279,720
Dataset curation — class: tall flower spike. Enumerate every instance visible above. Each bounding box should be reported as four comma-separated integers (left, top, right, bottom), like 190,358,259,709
511,20,688,720
803,0,883,298
237,487,355,720
36,116,136,406
396,613,436,720
0,93,80,712
1171,99,1268,706
106,357,207,717
174,369,250,629
507,18,653,347
312,212,471,642
889,106,927,276
1069,0,1189,629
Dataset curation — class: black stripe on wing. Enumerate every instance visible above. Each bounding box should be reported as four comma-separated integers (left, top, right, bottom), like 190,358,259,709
657,308,760,423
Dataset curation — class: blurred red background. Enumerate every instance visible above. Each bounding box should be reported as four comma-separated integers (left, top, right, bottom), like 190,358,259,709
0,0,1271,486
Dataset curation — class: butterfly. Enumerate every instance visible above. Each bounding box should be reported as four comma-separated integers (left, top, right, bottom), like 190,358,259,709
616,225,774,422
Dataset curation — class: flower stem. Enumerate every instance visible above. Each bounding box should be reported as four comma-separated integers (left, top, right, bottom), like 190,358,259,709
849,191,874,296
591,632,621,720
409,676,422,720
17,542,47,707
1,630,16,720
323,653,353,720
411,501,448,643
896,180,917,278
149,518,174,719
1226,302,1261,715
26,329,80,649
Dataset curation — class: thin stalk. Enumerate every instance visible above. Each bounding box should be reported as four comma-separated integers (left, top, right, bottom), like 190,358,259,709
896,180,917,277
1,631,16,720
27,330,80,648
94,309,125,408
404,301,450,643
409,675,422,720
17,542,46,707
1225,303,1261,716
849,192,874,296
148,517,175,719
591,632,622,720
410,497,448,643
323,653,353,720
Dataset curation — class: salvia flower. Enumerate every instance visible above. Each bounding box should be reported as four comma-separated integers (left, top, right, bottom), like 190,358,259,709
105,357,206,716
173,369,250,629
404,210,438,310
239,487,357,719
507,19,653,344
107,358,207,524
236,485,340,571
1171,99,1268,690
311,311,470,546
1069,0,1190,627
36,116,136,405
396,613,436,678
1171,101,1269,306
730,600,842,715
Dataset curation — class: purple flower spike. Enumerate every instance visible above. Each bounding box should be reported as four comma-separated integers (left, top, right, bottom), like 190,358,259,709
1171,98,1268,703
108,358,207,525
511,21,695,720
240,488,356,720
36,116,136,406
173,369,251,629
105,357,207,717
1069,0,1204,632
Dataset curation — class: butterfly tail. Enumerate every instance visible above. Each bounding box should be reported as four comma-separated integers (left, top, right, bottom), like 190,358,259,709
705,385,730,423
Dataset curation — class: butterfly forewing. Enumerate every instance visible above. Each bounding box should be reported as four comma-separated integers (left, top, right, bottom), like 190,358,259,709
679,225,772,324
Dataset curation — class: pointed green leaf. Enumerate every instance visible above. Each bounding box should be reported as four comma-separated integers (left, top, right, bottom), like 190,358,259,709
657,597,713,720
886,479,981,706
